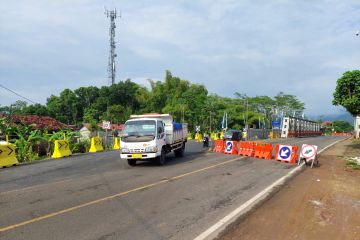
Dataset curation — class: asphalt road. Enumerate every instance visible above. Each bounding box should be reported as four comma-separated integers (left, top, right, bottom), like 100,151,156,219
0,136,346,240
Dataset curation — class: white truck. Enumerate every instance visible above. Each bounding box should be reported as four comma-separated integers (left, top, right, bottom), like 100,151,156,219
120,113,188,166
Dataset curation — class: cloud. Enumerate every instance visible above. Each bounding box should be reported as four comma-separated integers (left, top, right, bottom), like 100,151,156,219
1,0,360,116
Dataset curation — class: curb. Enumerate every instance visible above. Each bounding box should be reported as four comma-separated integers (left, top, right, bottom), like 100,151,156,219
194,137,348,240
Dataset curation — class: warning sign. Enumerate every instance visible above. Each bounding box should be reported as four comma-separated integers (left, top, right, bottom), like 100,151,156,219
196,125,201,132
102,121,111,130
300,144,318,160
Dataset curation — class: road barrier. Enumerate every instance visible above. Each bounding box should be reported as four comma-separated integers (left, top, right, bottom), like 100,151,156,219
213,140,225,153
187,134,193,140
89,137,104,153
212,140,315,166
238,141,256,156
113,137,120,150
331,132,352,137
0,143,19,168
195,133,203,142
254,143,265,158
245,142,257,157
224,141,238,154
238,141,247,156
253,142,272,159
52,140,72,158
260,143,273,159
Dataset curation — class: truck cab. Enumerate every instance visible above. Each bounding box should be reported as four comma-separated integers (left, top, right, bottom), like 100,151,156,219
120,114,187,166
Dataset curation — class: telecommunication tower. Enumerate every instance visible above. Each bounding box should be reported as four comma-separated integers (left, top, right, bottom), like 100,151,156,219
104,7,119,85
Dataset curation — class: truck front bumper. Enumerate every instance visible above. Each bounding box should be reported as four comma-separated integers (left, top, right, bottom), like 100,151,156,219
120,152,158,160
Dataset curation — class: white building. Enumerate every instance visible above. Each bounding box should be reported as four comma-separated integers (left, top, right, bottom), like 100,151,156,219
355,116,360,139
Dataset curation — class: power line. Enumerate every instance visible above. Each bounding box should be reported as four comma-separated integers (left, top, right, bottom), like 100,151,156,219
0,84,37,104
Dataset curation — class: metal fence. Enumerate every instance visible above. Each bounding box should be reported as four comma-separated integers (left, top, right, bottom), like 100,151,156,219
247,129,281,140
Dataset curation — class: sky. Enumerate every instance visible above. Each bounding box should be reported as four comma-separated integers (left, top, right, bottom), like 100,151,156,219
1,0,360,116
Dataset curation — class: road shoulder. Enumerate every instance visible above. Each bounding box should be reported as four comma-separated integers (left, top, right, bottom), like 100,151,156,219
219,138,360,240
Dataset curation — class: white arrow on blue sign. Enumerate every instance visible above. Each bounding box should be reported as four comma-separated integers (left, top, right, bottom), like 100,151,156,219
278,145,292,161
225,141,233,153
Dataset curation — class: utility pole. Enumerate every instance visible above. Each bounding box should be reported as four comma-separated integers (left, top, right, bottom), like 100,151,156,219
245,99,249,129
182,105,185,123
104,7,120,85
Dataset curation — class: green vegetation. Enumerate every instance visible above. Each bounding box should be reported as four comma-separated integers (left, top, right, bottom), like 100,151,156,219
345,158,360,170
323,121,354,135
0,117,93,162
0,70,305,132
333,70,360,116
0,70,309,163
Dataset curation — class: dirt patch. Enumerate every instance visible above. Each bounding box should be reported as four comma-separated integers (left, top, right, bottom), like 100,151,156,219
220,139,360,240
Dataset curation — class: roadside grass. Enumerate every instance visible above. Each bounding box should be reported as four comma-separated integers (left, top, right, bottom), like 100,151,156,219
345,158,360,170
344,139,360,170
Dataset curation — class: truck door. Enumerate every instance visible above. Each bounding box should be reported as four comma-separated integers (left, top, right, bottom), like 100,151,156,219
157,121,166,149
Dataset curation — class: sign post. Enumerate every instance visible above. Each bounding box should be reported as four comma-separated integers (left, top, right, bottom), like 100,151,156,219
298,144,318,168
102,121,111,149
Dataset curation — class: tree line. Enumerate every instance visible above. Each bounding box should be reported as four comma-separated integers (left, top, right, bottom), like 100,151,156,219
0,70,306,132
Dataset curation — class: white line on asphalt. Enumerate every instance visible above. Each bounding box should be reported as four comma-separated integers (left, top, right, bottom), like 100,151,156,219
193,137,347,240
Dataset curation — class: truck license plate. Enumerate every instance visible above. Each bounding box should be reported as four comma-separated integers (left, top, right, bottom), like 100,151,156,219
132,154,142,159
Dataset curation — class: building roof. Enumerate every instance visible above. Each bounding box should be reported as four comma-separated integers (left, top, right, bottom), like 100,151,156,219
0,114,71,131
321,121,333,126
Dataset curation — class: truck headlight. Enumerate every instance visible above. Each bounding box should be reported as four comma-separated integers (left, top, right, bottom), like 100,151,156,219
121,148,130,153
145,146,158,153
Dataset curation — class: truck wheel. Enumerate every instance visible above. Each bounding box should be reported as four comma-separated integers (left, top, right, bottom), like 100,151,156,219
174,143,185,157
127,159,137,166
156,148,166,165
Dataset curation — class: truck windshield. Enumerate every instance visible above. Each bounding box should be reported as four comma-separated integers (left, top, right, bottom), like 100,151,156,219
121,120,156,142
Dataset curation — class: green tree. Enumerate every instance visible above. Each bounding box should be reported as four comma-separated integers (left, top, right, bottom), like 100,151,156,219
332,121,353,132
10,100,28,114
148,79,167,112
1,70,309,133
23,104,49,116
74,86,99,108
333,70,360,116
102,104,131,124
47,89,79,124
181,83,208,130
274,92,305,117
83,107,100,124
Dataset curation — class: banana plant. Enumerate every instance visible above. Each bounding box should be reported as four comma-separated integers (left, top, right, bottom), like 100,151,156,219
13,125,43,162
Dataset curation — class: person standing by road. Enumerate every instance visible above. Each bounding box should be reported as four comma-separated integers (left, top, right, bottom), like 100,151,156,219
242,128,247,141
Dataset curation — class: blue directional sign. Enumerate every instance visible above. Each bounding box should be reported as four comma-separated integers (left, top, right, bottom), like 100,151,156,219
225,141,233,153
272,120,281,129
278,145,292,161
